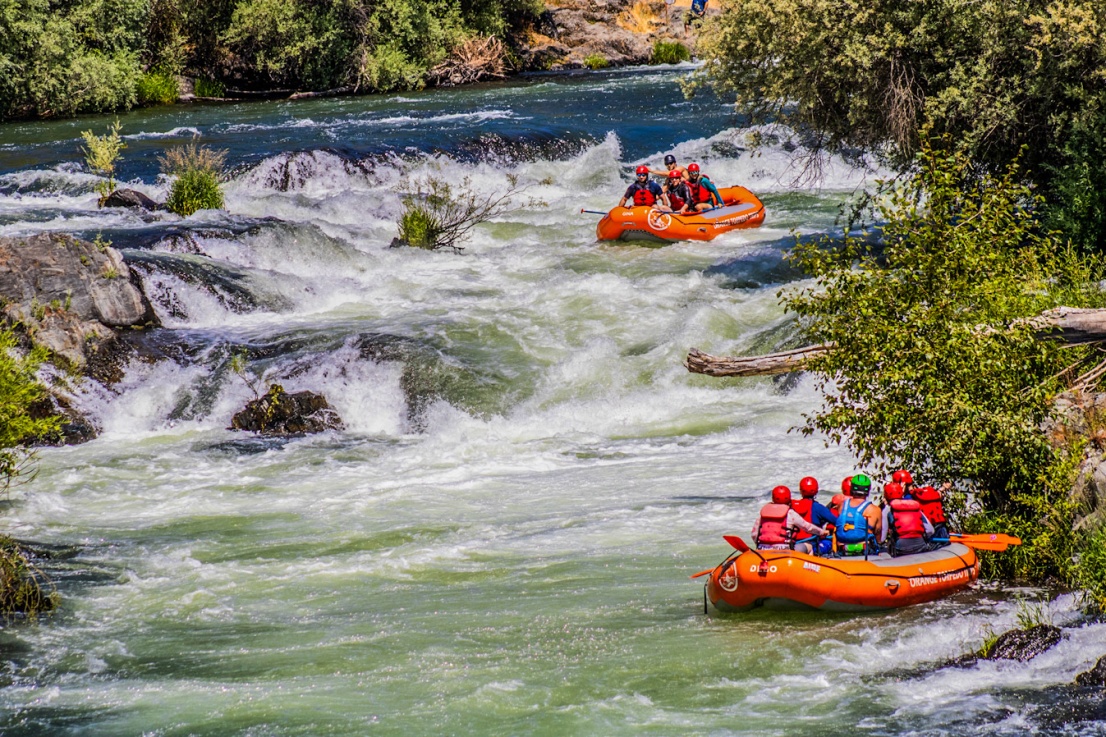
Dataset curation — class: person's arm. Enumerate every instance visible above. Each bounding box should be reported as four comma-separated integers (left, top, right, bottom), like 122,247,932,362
787,509,826,537
922,514,935,536
814,504,838,529
868,506,883,541
879,508,891,543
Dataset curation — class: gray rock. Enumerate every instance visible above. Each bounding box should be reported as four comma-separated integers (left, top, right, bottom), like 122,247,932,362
0,233,158,369
1075,655,1106,687
102,188,161,211
985,625,1063,661
229,384,344,436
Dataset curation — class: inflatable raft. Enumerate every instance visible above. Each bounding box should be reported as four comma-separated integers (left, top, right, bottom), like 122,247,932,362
705,543,979,612
596,186,766,243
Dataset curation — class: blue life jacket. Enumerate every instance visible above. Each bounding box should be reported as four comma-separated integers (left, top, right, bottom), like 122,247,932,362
691,0,707,13
837,500,872,544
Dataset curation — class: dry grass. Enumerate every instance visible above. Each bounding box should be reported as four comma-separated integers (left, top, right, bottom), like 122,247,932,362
618,0,664,33
427,36,509,87
157,140,227,176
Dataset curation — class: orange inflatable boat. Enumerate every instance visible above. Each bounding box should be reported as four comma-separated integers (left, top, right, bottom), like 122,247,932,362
595,186,766,243
704,543,979,612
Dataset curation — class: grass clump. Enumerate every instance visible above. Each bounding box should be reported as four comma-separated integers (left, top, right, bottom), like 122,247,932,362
80,120,126,204
652,41,690,65
136,70,179,105
583,54,609,70
159,140,227,216
0,537,57,617
194,78,226,98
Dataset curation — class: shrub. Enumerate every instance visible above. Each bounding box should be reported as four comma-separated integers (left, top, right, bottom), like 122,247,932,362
0,329,59,489
618,1,661,34
136,70,180,105
583,53,609,70
651,40,690,65
0,536,57,616
159,141,227,216
80,120,126,204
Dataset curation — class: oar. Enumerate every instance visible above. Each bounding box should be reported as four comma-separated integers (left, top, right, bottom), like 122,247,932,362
951,532,1022,546
723,534,766,562
580,209,609,215
689,568,714,579
931,537,1010,551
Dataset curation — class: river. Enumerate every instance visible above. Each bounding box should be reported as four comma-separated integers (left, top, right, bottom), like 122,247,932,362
1,66,1103,736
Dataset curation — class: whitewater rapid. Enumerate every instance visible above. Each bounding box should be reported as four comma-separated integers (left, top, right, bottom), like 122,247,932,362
1,68,1103,736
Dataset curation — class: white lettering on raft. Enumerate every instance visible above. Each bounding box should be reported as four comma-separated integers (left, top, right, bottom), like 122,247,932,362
803,561,821,573
907,568,970,588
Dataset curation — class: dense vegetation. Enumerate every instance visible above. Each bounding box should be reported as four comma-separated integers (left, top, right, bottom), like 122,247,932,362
0,0,544,120
694,0,1106,250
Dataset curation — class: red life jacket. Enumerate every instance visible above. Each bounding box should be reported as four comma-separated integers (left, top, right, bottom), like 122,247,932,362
667,185,687,210
687,180,713,204
828,493,847,516
792,497,813,525
756,503,791,546
889,499,925,539
632,186,656,206
912,486,947,524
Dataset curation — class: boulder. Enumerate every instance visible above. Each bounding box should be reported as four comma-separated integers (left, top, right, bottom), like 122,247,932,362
1075,655,1106,687
25,392,98,446
102,188,161,211
984,624,1063,661
0,233,158,370
229,384,344,436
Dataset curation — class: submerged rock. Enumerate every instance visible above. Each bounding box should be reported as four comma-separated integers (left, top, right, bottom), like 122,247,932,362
985,624,1064,661
102,188,161,211
229,384,344,436
1075,655,1106,687
0,233,158,370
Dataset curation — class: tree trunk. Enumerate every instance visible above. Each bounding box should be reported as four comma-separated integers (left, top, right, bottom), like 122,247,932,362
686,307,1106,378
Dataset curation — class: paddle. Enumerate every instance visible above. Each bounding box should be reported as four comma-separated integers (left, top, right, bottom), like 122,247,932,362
931,537,1010,552
951,532,1022,546
723,534,766,562
580,209,609,215
689,568,714,579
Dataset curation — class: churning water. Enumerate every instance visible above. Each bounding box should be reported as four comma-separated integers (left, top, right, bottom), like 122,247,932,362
1,67,1103,736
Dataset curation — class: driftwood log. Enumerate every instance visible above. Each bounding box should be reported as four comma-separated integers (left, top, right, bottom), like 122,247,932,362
686,307,1106,378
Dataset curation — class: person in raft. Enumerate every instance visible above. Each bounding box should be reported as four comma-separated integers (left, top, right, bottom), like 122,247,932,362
657,170,693,213
753,485,829,554
913,483,951,544
649,154,688,182
835,474,882,556
791,476,838,555
879,482,936,557
828,476,852,516
892,469,917,497
619,165,667,209
685,163,724,210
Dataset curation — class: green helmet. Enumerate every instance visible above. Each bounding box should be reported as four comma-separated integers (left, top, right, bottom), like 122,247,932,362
850,473,872,496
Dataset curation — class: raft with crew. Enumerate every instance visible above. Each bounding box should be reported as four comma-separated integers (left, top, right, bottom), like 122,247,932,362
595,186,765,244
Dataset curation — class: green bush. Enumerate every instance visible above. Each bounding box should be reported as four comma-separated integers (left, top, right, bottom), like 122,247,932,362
397,205,443,250
166,169,224,216
137,70,180,105
194,78,226,97
651,41,690,65
583,53,609,70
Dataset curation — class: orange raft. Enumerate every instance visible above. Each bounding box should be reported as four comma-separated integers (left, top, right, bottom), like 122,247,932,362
596,186,766,244
705,543,980,612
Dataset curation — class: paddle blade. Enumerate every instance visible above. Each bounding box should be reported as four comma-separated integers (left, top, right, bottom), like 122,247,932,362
952,533,1022,547
689,568,714,579
957,540,1010,552
723,535,750,551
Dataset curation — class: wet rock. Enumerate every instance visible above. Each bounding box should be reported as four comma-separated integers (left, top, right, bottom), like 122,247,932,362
102,188,161,211
1075,655,1106,687
985,625,1064,661
229,384,344,436
25,393,98,446
0,233,158,370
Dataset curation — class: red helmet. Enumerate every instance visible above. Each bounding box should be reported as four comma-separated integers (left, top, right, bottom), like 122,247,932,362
884,482,904,501
841,476,852,493
892,469,914,485
635,165,649,176
799,476,818,497
771,485,791,504
687,163,700,173
668,170,682,179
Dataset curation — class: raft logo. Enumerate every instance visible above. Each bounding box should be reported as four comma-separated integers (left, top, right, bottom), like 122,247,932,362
719,562,740,591
711,210,759,228
907,568,969,588
803,561,821,573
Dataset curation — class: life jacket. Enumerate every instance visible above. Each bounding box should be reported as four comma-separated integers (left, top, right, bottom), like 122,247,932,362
756,503,791,546
687,179,712,204
836,499,872,544
667,184,687,210
632,184,656,207
912,486,947,524
791,498,813,525
889,499,925,539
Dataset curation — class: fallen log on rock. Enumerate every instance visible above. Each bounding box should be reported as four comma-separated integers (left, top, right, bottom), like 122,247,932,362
687,307,1106,378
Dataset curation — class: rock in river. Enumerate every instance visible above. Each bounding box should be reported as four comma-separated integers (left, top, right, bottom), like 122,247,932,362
229,384,344,436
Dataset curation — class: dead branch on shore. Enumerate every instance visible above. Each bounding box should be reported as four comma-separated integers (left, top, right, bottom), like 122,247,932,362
427,36,508,87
